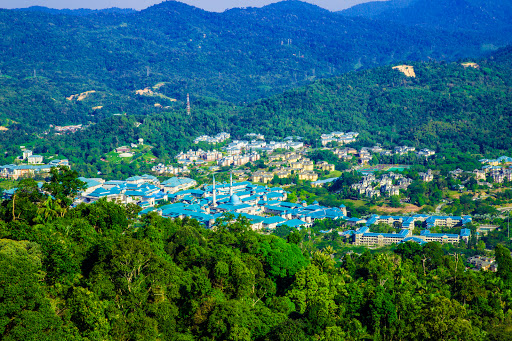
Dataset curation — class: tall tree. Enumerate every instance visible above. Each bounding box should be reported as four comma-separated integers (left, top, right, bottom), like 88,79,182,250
495,244,512,285
43,166,86,208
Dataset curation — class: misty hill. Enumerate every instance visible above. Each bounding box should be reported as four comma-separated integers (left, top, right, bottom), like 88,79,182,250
340,0,512,44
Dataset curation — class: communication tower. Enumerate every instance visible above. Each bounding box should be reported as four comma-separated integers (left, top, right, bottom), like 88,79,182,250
187,94,191,115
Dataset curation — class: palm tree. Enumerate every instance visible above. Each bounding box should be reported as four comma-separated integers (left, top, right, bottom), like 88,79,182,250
35,197,63,223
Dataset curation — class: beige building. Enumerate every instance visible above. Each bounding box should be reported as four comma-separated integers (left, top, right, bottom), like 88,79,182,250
298,171,318,182
252,171,274,183
316,161,335,172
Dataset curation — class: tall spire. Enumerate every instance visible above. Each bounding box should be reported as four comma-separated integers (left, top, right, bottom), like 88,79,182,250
229,172,233,196
186,93,191,115
212,175,217,207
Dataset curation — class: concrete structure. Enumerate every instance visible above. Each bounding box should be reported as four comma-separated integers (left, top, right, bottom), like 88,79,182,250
0,164,52,180
342,214,472,246
161,177,197,193
320,132,359,146
22,150,33,160
27,155,44,164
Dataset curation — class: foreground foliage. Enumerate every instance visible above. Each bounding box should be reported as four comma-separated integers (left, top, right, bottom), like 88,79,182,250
1,191,512,340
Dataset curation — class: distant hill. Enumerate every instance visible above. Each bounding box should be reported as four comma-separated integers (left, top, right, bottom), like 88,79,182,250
13,6,136,16
232,46,512,154
0,1,487,105
22,46,512,177
340,0,512,44
0,0,506,160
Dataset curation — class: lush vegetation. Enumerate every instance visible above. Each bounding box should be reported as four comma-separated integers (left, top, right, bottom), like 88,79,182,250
0,0,491,144
341,0,512,44
2,173,512,340
1,46,508,179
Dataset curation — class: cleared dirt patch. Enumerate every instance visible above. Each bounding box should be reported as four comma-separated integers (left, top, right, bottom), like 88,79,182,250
374,204,423,214
67,90,96,101
461,62,479,69
392,65,416,77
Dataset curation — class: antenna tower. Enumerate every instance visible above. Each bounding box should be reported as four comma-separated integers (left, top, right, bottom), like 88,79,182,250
186,94,191,115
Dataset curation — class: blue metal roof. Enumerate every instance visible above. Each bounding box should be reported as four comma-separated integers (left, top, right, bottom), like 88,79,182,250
264,205,289,213
401,237,427,245
277,219,307,228
162,177,195,187
263,216,287,225
78,177,102,189
460,228,471,237
420,230,459,238
267,192,285,199
235,213,265,224
355,225,370,234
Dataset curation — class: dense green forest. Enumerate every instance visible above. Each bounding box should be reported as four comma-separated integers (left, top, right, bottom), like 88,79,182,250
340,0,512,44
2,176,512,340
0,0,491,134
0,2,511,178
237,48,512,154
8,46,508,178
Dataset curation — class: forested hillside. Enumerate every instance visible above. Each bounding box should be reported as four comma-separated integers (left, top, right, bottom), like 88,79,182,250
2,187,512,340
340,0,512,43
0,0,489,134
19,45,511,178
235,46,512,154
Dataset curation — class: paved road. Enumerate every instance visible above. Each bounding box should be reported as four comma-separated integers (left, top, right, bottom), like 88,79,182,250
435,201,451,214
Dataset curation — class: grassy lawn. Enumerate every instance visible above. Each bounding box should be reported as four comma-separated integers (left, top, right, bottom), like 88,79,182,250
105,151,125,164
0,179,18,191
141,152,157,162
446,190,462,199
342,199,368,207
327,170,342,178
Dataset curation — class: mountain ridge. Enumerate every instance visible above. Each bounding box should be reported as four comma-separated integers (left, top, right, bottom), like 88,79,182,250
0,0,487,135
23,46,512,175
340,0,512,43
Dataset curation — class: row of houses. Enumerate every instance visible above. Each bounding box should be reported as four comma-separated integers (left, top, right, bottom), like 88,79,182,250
341,214,472,246
194,132,231,144
256,151,336,183
176,149,224,164
225,139,304,155
217,152,260,167
453,165,512,184
489,168,512,183
480,156,512,166
151,163,190,175
328,145,435,166
320,132,359,146
0,159,69,180
467,255,497,271
252,168,320,183
350,172,412,198
20,150,44,164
